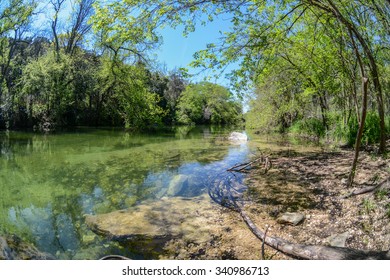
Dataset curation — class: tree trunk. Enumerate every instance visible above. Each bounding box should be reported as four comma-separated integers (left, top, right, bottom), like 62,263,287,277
371,67,386,153
312,0,387,153
240,208,390,260
348,76,368,187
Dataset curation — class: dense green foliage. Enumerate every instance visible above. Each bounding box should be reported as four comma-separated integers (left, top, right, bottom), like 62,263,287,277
176,82,242,125
289,118,326,139
1,0,389,157
89,0,389,148
0,0,242,131
345,112,383,147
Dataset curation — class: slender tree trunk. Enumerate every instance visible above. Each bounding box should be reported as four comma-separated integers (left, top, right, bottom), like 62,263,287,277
318,91,329,130
308,0,387,154
351,81,360,124
370,67,386,153
348,76,368,187
347,29,368,188
50,0,65,60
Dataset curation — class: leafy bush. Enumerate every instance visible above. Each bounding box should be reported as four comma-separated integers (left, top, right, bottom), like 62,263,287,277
289,117,325,138
21,50,75,130
346,112,382,146
176,82,242,125
329,112,347,142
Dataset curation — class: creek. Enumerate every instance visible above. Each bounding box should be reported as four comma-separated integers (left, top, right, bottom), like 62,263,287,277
0,126,321,259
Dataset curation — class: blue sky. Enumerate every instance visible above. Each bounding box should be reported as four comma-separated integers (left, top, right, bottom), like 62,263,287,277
154,16,238,87
31,0,239,88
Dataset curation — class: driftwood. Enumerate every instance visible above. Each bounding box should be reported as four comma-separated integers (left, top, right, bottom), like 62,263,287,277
227,155,272,173
343,178,389,199
227,157,263,172
240,208,390,260
209,170,390,260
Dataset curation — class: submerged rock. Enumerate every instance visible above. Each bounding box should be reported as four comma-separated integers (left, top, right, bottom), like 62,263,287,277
162,174,205,198
0,235,55,260
228,132,248,144
277,212,305,226
167,174,189,196
85,195,217,244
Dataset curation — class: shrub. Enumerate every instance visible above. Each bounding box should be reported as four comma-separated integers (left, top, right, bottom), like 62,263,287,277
346,112,381,146
289,117,325,138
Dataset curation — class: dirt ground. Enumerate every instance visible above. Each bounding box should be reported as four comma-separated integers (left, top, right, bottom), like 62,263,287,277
162,146,390,260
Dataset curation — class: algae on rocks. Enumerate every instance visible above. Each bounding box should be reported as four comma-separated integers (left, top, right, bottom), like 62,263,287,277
0,235,54,260
85,195,219,250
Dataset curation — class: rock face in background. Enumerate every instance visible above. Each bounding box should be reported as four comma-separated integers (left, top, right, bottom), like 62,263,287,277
0,235,55,260
277,212,305,226
228,132,248,144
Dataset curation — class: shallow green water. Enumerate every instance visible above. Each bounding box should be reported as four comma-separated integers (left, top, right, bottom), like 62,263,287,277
0,126,323,259
0,126,259,259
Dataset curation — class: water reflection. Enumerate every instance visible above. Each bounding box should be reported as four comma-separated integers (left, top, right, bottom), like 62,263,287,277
8,204,80,256
0,127,250,259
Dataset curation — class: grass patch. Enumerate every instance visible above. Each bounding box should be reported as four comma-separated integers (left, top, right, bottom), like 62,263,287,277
361,198,376,215
346,112,382,146
375,189,388,201
330,111,389,147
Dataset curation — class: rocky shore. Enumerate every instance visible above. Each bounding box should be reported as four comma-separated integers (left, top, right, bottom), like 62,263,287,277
86,147,390,260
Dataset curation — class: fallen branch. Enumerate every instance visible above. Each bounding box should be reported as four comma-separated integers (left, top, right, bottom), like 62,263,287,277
227,155,272,173
240,208,390,260
343,178,389,199
227,157,263,172
209,168,390,260
260,226,269,260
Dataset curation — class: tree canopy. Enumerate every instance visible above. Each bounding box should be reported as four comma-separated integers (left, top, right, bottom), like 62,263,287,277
176,82,242,125
90,0,390,186
0,0,243,131
0,0,389,184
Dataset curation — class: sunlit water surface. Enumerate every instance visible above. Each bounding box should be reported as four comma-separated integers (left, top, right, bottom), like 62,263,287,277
0,126,321,259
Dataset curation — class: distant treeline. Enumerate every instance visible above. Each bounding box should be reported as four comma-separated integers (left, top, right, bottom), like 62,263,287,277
0,0,242,131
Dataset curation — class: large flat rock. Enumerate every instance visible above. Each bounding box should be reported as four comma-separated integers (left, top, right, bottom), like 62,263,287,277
85,195,217,243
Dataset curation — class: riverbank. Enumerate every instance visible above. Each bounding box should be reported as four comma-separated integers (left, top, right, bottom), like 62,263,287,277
244,146,389,259
2,128,388,259
161,145,390,259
